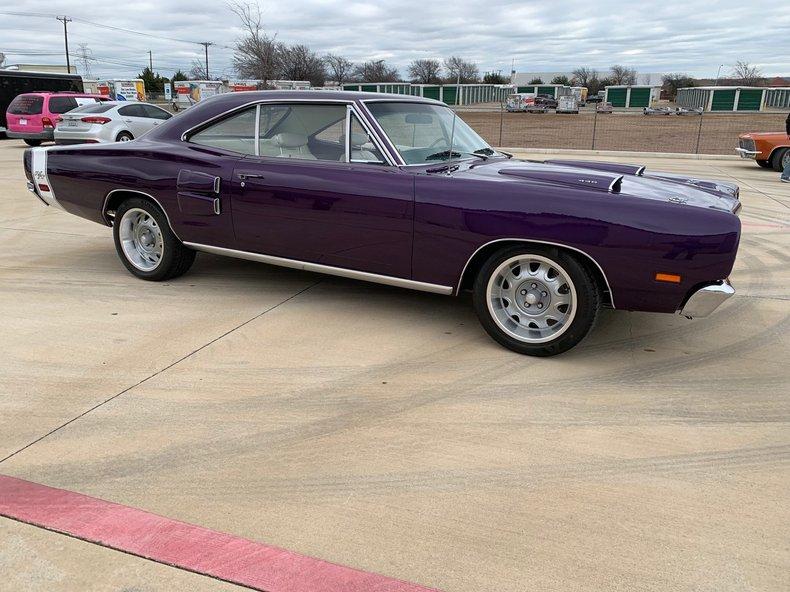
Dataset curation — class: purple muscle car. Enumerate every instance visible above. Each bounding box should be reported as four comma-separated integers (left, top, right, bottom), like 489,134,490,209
23,91,741,356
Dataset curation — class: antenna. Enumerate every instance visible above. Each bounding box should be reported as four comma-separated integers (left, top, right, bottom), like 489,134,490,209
445,70,461,169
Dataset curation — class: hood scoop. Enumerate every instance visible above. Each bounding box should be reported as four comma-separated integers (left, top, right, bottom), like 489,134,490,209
498,166,624,193
544,159,646,177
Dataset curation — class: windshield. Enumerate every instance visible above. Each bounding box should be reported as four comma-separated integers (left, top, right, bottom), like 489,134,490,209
366,102,497,165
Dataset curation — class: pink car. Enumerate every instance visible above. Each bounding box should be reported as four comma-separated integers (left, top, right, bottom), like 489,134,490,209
6,92,110,146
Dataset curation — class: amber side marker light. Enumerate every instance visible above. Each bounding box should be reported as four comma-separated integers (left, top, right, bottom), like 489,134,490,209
655,273,682,283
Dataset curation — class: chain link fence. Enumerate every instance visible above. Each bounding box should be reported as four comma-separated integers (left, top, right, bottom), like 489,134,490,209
458,105,789,155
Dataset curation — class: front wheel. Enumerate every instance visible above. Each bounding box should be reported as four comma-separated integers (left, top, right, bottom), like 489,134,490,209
116,131,134,142
24,139,42,147
772,148,789,172
473,246,600,356
112,197,195,281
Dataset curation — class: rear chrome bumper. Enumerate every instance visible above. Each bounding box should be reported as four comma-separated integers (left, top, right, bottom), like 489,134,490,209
735,148,759,159
679,279,735,319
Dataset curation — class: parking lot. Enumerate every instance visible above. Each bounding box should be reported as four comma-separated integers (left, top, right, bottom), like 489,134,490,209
1,138,789,591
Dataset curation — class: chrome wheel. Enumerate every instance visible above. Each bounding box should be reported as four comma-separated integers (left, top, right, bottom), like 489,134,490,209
118,208,164,271
486,254,577,344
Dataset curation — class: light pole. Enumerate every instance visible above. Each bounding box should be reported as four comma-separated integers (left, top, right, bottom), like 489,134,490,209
200,42,213,79
714,64,724,86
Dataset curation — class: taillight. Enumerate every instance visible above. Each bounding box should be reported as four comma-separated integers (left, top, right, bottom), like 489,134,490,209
55,115,63,123
81,116,111,124
42,117,54,129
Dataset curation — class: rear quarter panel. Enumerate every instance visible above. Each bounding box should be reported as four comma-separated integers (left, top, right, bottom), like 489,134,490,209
44,141,238,247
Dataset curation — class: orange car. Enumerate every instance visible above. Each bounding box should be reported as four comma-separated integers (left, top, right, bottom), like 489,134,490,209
737,129,789,171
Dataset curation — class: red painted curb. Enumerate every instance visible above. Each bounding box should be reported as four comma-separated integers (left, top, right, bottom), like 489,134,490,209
0,475,439,592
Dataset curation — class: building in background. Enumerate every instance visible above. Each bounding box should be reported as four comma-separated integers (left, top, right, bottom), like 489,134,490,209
677,86,790,111
1,64,77,74
604,85,661,108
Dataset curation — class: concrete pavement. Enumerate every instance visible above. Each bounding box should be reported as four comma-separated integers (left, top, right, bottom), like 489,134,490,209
1,139,788,591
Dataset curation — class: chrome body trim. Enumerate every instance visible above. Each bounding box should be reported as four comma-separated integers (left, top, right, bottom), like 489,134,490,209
455,238,615,307
30,147,63,210
183,242,454,295
181,98,398,167
679,279,734,319
735,148,759,158
102,189,183,242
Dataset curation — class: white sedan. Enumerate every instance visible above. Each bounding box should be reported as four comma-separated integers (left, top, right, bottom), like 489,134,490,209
54,102,173,145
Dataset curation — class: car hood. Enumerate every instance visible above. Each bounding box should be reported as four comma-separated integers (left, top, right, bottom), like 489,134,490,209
455,158,741,214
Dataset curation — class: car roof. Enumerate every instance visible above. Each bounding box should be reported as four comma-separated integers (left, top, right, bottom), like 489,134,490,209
199,89,445,109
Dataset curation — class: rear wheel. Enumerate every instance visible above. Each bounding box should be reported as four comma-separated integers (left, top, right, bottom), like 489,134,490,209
756,159,771,168
473,246,600,356
116,131,134,142
24,139,41,147
112,197,195,281
771,148,789,172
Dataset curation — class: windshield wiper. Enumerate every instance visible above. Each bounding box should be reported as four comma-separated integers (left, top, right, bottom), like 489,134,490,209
425,149,487,162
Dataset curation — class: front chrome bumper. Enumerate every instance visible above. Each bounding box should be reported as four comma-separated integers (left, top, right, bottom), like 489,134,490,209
735,147,759,159
679,279,735,319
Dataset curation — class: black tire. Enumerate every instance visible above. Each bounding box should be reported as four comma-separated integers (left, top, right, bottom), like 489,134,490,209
24,139,42,147
112,197,195,281
116,131,134,142
472,246,601,356
756,159,771,168
771,148,789,172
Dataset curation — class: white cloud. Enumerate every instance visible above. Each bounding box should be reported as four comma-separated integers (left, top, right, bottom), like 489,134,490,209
1,0,788,79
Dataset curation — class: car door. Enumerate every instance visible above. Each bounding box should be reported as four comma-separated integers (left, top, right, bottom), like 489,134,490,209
175,107,257,247
230,102,414,279
117,104,149,137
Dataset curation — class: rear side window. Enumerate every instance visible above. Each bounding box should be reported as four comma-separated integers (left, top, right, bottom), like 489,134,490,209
141,104,171,120
190,108,256,154
71,103,115,114
48,96,79,114
8,95,44,115
118,104,146,117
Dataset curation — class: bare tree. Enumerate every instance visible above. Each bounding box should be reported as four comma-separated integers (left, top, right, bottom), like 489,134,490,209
408,59,442,84
609,65,637,85
229,1,281,85
661,73,695,100
324,54,353,85
190,59,209,80
444,56,479,84
571,67,599,89
731,61,763,86
352,59,400,82
279,44,326,86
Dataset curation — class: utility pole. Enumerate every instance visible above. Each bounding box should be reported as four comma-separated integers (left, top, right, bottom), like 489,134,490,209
200,42,213,79
148,50,153,71
56,16,72,73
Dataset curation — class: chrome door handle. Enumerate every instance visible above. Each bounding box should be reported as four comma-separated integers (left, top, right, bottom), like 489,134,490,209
238,173,265,188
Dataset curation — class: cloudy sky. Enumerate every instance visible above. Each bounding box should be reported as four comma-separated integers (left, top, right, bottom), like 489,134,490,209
1,1,788,80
